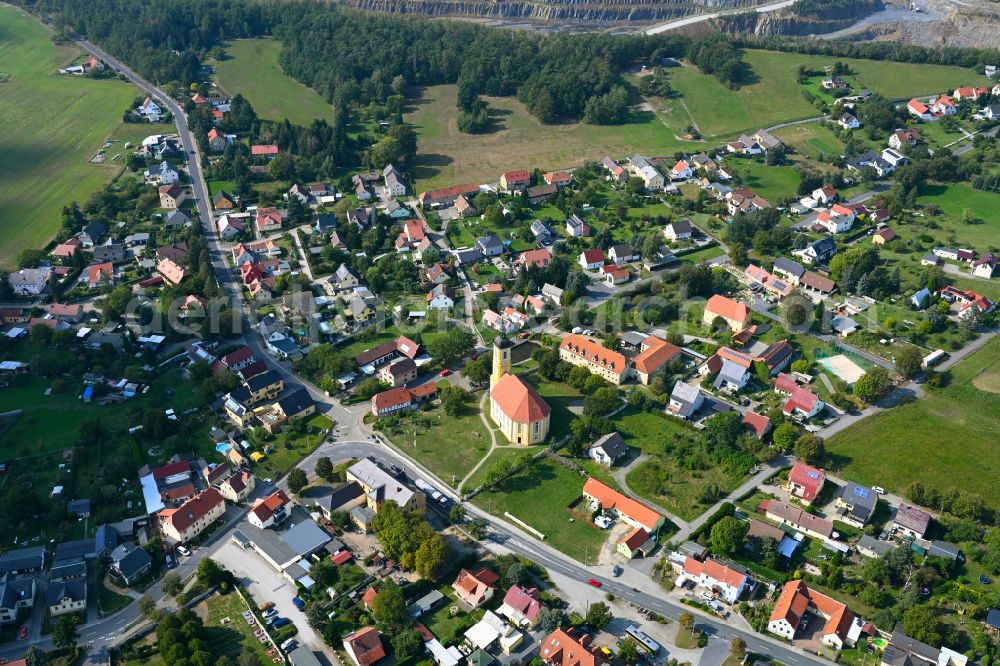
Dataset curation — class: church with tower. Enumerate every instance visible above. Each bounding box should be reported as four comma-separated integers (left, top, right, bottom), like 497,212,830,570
488,336,551,445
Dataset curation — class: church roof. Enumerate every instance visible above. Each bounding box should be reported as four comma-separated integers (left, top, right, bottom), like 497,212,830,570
491,374,550,423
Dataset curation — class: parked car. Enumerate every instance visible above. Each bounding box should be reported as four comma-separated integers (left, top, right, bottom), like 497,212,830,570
611,565,623,577
872,486,886,495
272,618,291,629
176,545,191,556
263,609,279,619
258,601,275,612
292,596,305,611
439,369,452,377
280,638,298,651
18,625,27,640
165,553,176,569
587,578,601,588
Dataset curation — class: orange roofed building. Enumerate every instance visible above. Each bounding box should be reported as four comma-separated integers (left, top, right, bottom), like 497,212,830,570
539,628,606,666
703,295,751,331
343,627,386,666
768,580,857,649
158,488,225,543
559,333,628,385
452,567,500,608
582,477,664,533
489,336,550,445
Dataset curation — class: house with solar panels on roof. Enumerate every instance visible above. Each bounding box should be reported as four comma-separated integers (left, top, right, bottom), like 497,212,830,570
786,462,825,506
835,482,878,527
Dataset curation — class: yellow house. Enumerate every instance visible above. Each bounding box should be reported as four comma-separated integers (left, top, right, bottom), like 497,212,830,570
488,337,550,445
703,294,751,332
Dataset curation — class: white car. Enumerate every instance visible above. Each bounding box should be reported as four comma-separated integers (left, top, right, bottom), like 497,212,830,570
872,486,886,495
176,545,191,556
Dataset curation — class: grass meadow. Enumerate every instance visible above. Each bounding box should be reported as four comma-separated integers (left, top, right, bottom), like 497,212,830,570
212,39,334,126
0,6,140,268
826,335,1000,509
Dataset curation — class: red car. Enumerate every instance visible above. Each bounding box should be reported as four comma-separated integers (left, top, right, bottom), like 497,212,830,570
439,369,452,377
587,578,601,588
18,625,28,640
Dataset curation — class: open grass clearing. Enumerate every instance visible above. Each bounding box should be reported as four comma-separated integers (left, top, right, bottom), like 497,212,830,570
472,457,608,564
0,6,141,269
826,335,1000,510
201,591,276,663
405,85,683,192
916,183,1000,248
771,123,845,161
212,39,333,126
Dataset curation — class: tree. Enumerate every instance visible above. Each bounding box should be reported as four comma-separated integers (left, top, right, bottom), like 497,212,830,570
306,602,327,629
440,385,468,417
414,532,449,579
711,516,750,553
895,345,922,379
583,386,620,417
854,366,893,403
784,302,808,327
392,630,425,660
794,434,825,463
287,468,308,494
730,637,747,661
316,457,334,481
728,242,748,267
679,611,695,634
161,572,184,597
23,646,45,666
618,638,640,665
902,605,943,646
585,602,612,629
772,422,798,453
30,323,52,346
196,558,231,588
372,581,407,628
538,607,567,633
463,358,491,386
53,614,79,650
449,504,466,524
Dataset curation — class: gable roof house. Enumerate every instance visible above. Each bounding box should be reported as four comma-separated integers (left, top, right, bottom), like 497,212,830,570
383,164,407,196
743,411,772,439
681,557,750,604
582,477,664,533
703,295,750,332
892,504,932,539
158,488,226,543
835,482,878,527
761,500,834,542
540,628,606,666
159,183,187,209
794,237,837,266
498,585,542,628
786,462,826,505
588,432,629,467
343,627,386,666
668,381,705,419
566,214,591,238
453,567,500,608
775,374,825,419
500,170,531,193
768,580,857,649
664,219,693,241
110,543,153,586
212,190,236,210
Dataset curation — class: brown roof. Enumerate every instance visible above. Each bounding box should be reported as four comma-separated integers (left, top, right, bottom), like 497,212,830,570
800,271,835,293
559,334,626,374
344,627,386,666
683,557,747,588
763,500,833,538
747,519,785,542
490,373,550,422
371,387,412,411
159,488,224,534
632,336,681,375
620,527,651,551
540,629,604,666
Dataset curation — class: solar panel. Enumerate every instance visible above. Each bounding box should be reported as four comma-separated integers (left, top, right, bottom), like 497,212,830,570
806,471,820,479
853,486,870,498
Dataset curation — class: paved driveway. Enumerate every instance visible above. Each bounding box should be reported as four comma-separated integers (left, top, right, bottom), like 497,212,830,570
211,540,329,660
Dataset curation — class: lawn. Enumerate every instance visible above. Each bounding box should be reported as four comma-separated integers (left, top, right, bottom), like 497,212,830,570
0,6,142,269
614,408,745,522
916,183,1000,248
472,457,610,564
668,50,985,142
381,395,494,488
738,161,800,203
522,374,583,442
678,245,724,265
213,39,333,125
771,123,845,161
826,335,1000,510
405,85,683,191
251,413,335,479
201,591,275,664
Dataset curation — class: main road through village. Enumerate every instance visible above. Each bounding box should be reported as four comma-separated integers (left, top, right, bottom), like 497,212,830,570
6,37,864,666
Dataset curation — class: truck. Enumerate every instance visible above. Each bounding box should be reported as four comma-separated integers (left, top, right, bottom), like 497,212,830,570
414,479,447,505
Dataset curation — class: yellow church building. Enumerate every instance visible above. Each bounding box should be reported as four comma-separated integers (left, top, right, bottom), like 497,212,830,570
489,336,550,445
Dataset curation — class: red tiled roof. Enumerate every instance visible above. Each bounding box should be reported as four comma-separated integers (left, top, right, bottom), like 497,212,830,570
371,387,412,411
159,488,224,534
620,526,651,551
251,144,279,156
705,295,749,325
560,334,627,373
540,628,604,666
683,557,746,588
502,585,541,622
490,374,550,422
788,462,825,501
632,336,681,375
580,249,604,264
250,489,290,523
582,477,661,531
344,627,386,666
770,580,854,640
743,411,771,437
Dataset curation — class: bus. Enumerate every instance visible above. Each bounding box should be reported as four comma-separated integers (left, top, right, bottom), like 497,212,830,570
625,626,661,655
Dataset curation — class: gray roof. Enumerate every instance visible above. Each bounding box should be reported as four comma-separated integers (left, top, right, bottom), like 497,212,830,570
50,557,88,580
839,482,877,522
280,519,331,557
809,237,837,257
477,235,504,252
590,432,627,461
0,546,46,573
714,359,748,389
287,645,325,666
348,458,417,507
670,381,703,417
883,625,941,666
111,543,152,580
987,607,1000,630
55,539,95,560
856,534,893,557
667,219,692,235
277,388,313,417
46,578,86,606
927,540,960,561
676,541,708,559
67,499,91,515
0,576,34,610
621,331,649,347
453,248,483,265
773,257,805,279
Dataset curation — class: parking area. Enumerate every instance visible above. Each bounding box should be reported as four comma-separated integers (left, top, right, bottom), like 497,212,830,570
210,540,328,658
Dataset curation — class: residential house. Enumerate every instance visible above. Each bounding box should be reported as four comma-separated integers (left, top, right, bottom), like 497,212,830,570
772,257,806,285
520,248,552,270
212,190,236,210
541,283,564,305
629,154,665,190
768,580,857,649
761,500,834,542
343,627,386,666
907,99,933,121
602,156,627,182
703,294,750,331
0,547,46,575
157,258,187,285
745,264,793,298
889,128,921,150
376,358,418,387
426,284,454,310
882,148,908,168
663,219,692,241
530,220,554,244
255,207,283,235
872,228,897,246
46,579,86,617
844,151,895,178
248,490,291,529
347,457,425,514
370,386,416,416
932,96,957,116
971,253,997,278
331,264,360,291
539,629,605,666
137,97,163,121
786,462,826,505
668,381,704,419
477,235,505,258
775,374,824,419
83,262,115,289
500,170,530,193
566,214,590,238
217,213,247,240
794,237,837,265
799,271,837,299
582,477,664,533
670,159,693,181
251,144,279,160
559,334,628,385
816,204,856,234
588,432,628,467
544,171,572,189
207,128,227,152
608,244,638,264
383,164,406,196
526,184,557,204
681,557,750,604
839,113,861,129
579,249,604,271
743,411,772,439
418,183,480,208
143,160,179,185
0,575,34,623
881,625,968,666
158,488,226,543
618,527,655,559
9,268,51,296
498,585,542,628
159,184,186,209
453,568,500,608
110,543,153,586
92,242,125,263
78,221,106,247
892,504,932,539
836,482,877,527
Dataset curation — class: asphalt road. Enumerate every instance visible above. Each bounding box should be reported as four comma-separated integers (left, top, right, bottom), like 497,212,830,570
643,0,795,34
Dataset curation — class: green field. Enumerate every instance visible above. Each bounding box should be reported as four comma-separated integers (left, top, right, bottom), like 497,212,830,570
916,183,1000,247
771,123,846,161
668,50,985,141
212,39,334,126
827,335,1000,509
0,6,140,268
472,457,609,564
405,85,684,191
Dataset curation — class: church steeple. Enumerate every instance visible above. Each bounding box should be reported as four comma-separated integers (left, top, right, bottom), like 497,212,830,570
491,335,513,389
